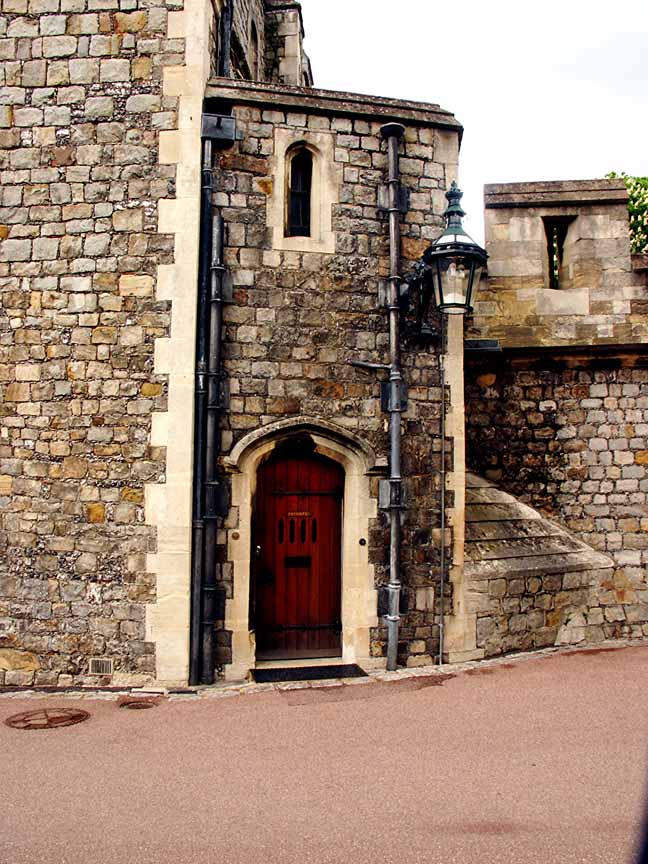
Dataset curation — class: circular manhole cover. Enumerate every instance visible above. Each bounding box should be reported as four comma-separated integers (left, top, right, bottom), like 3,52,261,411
119,699,156,710
4,708,90,731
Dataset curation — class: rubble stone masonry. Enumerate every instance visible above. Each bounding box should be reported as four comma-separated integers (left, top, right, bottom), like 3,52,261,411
465,180,648,652
10,15,644,685
207,82,462,671
0,0,464,681
466,350,648,645
0,0,188,686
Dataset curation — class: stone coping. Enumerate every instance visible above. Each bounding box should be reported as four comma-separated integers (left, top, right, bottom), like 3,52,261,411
205,78,462,130
2,639,646,702
465,343,648,362
484,178,629,208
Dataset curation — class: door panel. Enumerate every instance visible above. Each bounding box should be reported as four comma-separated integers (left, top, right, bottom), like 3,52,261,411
254,450,343,660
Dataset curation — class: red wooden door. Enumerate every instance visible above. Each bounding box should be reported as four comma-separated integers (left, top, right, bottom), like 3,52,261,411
253,449,344,660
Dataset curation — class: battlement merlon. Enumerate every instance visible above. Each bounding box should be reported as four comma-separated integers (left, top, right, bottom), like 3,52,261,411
484,178,629,209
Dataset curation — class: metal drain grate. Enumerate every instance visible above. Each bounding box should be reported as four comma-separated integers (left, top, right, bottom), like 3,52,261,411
89,657,113,676
4,708,90,730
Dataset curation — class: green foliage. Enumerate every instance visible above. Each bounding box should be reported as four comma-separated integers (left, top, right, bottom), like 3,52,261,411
607,172,648,254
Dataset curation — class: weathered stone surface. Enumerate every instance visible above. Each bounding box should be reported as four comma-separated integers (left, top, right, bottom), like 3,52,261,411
473,180,647,348
466,353,648,655
0,0,180,685
466,473,621,657
0,648,40,671
205,101,453,669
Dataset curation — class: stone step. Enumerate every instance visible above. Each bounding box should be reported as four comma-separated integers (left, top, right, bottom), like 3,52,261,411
465,501,542,523
465,534,585,562
465,519,564,542
465,550,613,580
466,487,522,505
466,474,495,489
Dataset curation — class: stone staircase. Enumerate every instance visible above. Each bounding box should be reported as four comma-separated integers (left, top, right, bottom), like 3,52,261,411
464,474,615,656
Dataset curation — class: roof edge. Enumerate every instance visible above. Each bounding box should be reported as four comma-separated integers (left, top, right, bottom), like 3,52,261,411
205,78,463,132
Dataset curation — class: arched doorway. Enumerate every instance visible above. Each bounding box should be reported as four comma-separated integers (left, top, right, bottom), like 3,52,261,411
253,439,344,660
223,416,380,680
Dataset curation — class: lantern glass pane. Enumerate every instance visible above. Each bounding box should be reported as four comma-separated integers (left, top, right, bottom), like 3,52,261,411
468,265,483,309
439,254,470,307
431,260,443,308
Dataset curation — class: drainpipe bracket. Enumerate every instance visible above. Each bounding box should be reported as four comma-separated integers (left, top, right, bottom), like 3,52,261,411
377,183,409,217
380,380,408,412
378,280,409,310
201,113,238,145
378,586,410,616
378,478,407,510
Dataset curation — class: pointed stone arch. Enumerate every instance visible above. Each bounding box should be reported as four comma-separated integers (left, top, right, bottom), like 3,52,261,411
224,415,380,475
223,417,382,680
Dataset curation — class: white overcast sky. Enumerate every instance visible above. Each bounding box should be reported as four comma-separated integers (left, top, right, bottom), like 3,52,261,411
299,0,648,242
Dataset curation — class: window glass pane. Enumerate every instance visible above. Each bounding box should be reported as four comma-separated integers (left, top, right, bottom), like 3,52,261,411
287,148,312,237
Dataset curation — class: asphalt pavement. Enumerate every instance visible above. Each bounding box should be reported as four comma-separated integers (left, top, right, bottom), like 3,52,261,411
2,643,648,864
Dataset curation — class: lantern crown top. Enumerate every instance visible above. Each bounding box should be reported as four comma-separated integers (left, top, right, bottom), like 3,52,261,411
417,181,488,314
444,181,466,232
424,181,487,260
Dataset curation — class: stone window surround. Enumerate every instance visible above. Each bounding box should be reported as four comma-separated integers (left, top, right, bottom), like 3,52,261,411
267,127,340,255
222,417,382,680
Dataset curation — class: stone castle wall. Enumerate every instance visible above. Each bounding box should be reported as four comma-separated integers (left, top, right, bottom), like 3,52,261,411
8,13,646,685
0,0,192,685
231,0,264,78
0,11,464,682
465,352,648,647
466,179,648,656
263,0,309,87
472,180,648,347
204,85,462,670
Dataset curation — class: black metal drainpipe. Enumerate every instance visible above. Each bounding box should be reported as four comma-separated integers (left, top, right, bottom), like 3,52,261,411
219,0,233,78
200,209,226,684
380,122,406,672
190,138,214,686
190,114,237,686
438,314,447,665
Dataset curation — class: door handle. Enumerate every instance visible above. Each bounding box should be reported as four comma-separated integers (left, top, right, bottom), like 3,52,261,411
255,545,262,560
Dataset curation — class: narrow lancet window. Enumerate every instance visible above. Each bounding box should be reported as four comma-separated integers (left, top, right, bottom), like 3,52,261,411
287,148,313,237
543,216,575,289
249,22,259,80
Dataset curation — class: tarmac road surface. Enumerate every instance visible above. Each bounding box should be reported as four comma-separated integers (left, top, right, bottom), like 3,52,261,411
2,643,648,864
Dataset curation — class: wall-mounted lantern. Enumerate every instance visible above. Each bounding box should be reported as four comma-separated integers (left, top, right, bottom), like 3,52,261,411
421,181,487,314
